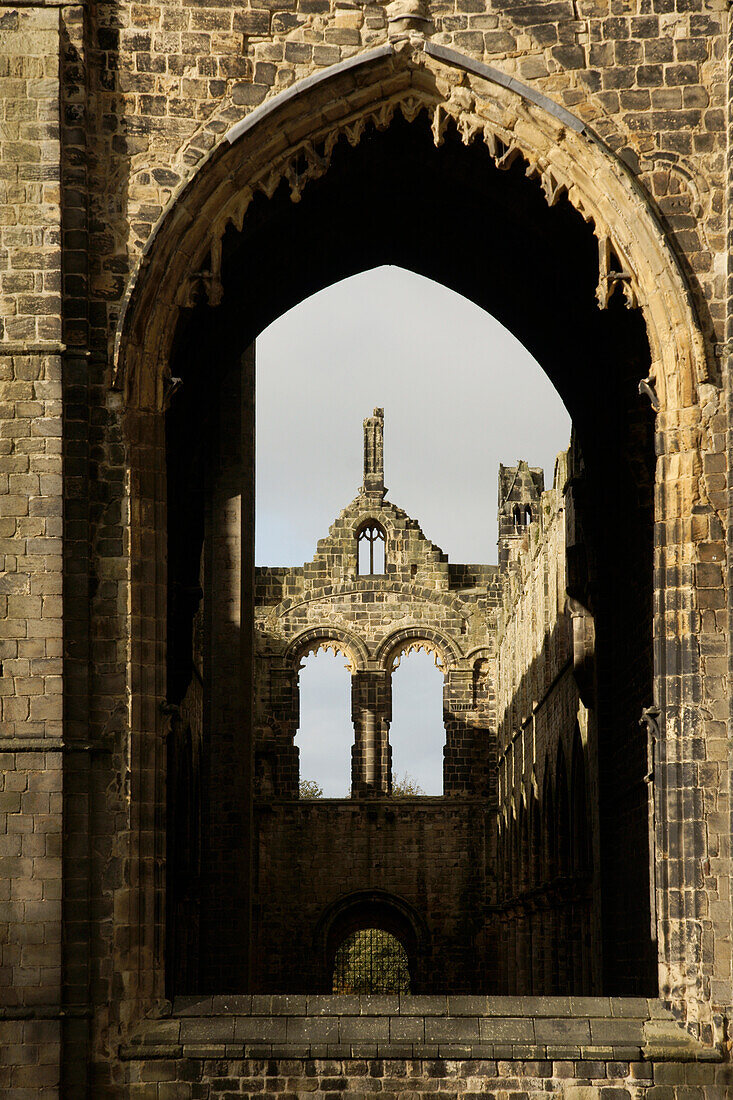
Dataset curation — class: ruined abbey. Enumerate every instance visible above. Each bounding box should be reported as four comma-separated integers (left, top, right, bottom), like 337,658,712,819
242,409,591,1000
2,0,733,1095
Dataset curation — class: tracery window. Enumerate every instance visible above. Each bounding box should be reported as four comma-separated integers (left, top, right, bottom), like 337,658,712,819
357,521,386,575
332,928,410,994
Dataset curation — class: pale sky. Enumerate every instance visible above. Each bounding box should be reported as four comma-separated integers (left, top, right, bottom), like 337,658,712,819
257,266,571,795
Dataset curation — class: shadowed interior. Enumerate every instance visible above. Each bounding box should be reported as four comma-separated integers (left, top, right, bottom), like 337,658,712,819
164,111,655,998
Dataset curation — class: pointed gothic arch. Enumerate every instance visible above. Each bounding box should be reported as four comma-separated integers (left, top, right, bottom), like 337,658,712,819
116,41,717,1017
115,41,708,411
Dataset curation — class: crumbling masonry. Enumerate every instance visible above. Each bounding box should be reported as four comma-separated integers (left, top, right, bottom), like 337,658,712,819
251,409,498,994
2,0,733,1096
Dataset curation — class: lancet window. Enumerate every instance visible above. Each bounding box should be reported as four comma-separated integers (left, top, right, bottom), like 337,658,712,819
357,521,386,575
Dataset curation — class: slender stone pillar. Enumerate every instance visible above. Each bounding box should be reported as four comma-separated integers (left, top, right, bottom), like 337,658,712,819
266,665,300,797
362,408,386,499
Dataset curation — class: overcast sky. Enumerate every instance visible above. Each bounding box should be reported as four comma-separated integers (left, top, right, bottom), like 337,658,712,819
257,266,571,794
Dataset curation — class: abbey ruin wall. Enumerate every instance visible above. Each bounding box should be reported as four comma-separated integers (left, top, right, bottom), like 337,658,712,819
1,0,732,1095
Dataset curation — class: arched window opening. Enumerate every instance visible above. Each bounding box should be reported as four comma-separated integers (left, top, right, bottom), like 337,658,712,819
524,505,532,525
518,803,529,895
530,800,542,890
497,817,507,897
510,813,519,897
332,928,410,994
542,772,555,885
357,521,386,575
296,648,353,797
322,891,422,994
389,647,445,795
513,504,522,527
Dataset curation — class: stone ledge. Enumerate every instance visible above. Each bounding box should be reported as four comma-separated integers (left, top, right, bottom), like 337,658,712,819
120,997,723,1065
172,994,666,1019
121,1040,646,1062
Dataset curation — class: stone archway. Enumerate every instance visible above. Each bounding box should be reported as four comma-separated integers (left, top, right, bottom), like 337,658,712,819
115,40,708,407
285,627,371,674
115,41,719,1027
313,888,430,995
376,625,462,673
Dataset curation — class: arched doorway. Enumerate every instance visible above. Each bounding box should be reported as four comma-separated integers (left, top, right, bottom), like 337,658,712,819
116,44,710,1015
316,890,427,995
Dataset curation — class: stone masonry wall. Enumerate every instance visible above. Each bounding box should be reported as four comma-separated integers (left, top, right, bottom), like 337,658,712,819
495,452,600,995
496,452,579,812
103,0,730,1048
253,800,491,994
0,0,732,1093
123,1054,733,1099
88,0,729,359
254,417,499,801
250,416,497,997
0,7,64,1095
121,997,732,1097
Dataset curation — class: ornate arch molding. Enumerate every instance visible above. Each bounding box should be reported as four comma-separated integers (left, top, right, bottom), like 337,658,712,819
350,514,391,538
284,626,370,673
114,39,708,416
376,625,462,672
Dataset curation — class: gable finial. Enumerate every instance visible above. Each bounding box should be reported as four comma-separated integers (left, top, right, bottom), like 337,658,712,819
363,407,386,499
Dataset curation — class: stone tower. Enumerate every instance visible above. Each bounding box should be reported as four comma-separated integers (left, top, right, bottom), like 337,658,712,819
497,460,545,567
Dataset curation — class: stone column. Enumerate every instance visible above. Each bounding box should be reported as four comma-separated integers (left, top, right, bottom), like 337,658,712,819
200,341,254,990
362,407,385,497
351,670,390,796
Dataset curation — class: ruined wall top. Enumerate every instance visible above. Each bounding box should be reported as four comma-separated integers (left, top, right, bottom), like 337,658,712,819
256,409,500,608
254,409,502,706
363,407,386,500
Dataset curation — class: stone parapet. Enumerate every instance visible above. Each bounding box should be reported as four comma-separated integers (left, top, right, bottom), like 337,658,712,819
121,995,722,1066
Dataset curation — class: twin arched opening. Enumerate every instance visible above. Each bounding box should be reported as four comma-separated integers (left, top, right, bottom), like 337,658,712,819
287,628,461,798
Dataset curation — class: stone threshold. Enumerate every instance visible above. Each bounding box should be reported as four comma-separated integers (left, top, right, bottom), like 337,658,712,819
119,996,723,1064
